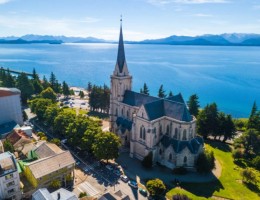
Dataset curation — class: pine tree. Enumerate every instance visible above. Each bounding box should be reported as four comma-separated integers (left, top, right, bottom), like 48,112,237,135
62,81,70,97
158,85,166,98
42,75,50,89
187,94,200,117
248,101,260,130
143,83,149,95
168,91,173,97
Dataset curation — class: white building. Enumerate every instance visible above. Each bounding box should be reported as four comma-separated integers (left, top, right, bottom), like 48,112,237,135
0,151,22,200
0,87,23,126
110,22,204,169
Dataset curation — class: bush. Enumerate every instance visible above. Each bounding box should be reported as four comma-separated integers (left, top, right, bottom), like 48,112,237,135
79,192,87,198
50,179,61,189
142,151,153,168
241,168,258,185
173,167,187,175
196,150,215,173
232,148,244,159
146,178,166,197
252,156,260,170
172,194,191,200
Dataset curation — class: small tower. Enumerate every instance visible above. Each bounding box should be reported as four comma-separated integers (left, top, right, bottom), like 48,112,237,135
110,18,132,132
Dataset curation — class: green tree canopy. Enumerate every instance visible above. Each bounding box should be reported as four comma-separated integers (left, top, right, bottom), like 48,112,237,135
187,94,200,117
62,81,70,96
168,91,173,97
16,72,34,104
196,150,215,173
247,101,260,130
30,98,53,120
44,105,61,127
146,178,166,197
53,109,76,136
142,83,149,95
92,131,121,162
40,87,57,102
3,139,14,153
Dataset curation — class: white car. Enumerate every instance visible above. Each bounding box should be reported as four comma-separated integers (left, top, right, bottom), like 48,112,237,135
120,175,129,182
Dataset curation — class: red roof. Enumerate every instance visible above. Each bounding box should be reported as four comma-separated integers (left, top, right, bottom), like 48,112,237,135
0,88,20,97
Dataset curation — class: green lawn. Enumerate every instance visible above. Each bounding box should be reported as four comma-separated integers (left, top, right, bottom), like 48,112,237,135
167,141,260,200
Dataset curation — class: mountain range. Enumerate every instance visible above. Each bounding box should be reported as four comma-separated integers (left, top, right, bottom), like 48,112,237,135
0,33,260,46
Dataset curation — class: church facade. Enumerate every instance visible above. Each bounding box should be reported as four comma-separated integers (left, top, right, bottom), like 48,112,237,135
110,23,204,169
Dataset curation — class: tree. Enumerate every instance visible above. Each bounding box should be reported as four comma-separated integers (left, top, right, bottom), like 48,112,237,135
196,103,219,139
49,72,57,90
82,124,102,152
172,194,191,200
196,150,215,173
16,72,34,104
42,75,50,89
142,83,149,95
142,151,153,168
3,69,16,87
79,90,84,99
222,114,236,142
54,109,76,136
252,156,260,170
241,168,258,185
158,85,166,98
31,68,43,94
40,87,57,102
3,139,14,153
87,81,92,92
79,192,87,198
50,138,61,146
62,81,70,97
235,129,260,157
44,105,61,127
187,94,200,117
30,98,53,120
50,179,61,189
247,101,260,130
92,132,121,162
168,91,173,97
146,178,166,197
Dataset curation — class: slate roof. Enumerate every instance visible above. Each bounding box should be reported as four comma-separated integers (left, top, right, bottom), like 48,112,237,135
160,135,204,154
165,93,185,104
144,99,193,122
117,23,126,73
122,90,158,107
116,117,133,133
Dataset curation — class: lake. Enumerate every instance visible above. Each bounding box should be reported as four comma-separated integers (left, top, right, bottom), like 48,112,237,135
0,43,259,118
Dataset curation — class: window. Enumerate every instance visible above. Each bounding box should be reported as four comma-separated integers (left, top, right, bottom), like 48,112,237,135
143,128,146,140
174,128,178,139
159,149,162,155
140,126,146,140
169,153,172,161
127,110,129,118
153,127,156,134
166,125,170,135
6,181,15,187
159,125,162,135
183,129,187,140
170,123,172,135
184,156,187,163
140,127,142,139
8,188,15,194
5,173,14,180
190,129,193,138
121,108,124,116
115,108,118,116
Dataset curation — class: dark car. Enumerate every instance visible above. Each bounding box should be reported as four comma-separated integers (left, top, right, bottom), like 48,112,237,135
128,180,138,189
139,188,148,196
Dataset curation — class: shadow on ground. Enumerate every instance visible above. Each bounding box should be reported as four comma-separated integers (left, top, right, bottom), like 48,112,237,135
181,179,224,198
206,140,232,152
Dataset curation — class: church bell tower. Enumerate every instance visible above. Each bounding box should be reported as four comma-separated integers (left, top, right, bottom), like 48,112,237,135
110,18,132,132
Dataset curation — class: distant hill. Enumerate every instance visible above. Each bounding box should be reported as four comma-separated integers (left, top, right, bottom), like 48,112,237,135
0,33,260,46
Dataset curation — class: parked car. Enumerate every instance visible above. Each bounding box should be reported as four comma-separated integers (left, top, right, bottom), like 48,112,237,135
128,180,138,189
120,175,129,183
139,188,148,196
106,165,113,171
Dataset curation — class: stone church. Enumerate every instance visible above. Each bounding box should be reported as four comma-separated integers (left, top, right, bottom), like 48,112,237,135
110,22,204,169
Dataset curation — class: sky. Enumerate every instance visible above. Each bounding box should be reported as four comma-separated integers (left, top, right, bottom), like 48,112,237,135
0,0,260,40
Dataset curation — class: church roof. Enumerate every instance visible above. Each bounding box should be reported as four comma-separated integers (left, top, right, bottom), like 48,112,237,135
165,93,185,104
160,135,203,154
122,90,159,107
144,98,193,122
117,22,126,73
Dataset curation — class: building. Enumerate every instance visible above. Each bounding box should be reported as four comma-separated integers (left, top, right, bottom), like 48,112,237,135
19,141,75,189
0,121,20,139
6,129,32,150
0,87,23,126
0,152,22,200
0,140,4,153
109,22,204,169
32,187,78,200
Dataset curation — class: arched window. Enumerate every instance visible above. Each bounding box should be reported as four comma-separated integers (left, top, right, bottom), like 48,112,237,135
142,112,144,118
159,149,162,155
170,123,172,135
169,153,172,161
121,108,124,116
191,129,193,138
127,110,129,118
143,128,146,140
183,129,187,140
140,127,142,139
153,127,156,134
166,125,170,135
184,156,187,163
174,128,178,139
159,125,162,135
115,108,118,116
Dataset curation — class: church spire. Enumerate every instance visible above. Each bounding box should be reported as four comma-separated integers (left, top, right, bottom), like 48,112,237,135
116,16,126,73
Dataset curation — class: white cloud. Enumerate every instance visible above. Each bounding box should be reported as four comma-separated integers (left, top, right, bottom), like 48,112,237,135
194,13,213,17
147,0,229,5
0,0,12,4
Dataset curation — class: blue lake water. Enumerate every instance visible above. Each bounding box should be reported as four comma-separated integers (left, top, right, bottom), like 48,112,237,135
0,43,259,118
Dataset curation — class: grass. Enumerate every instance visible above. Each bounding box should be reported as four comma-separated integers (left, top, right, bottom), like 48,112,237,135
167,187,208,200
167,141,260,200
